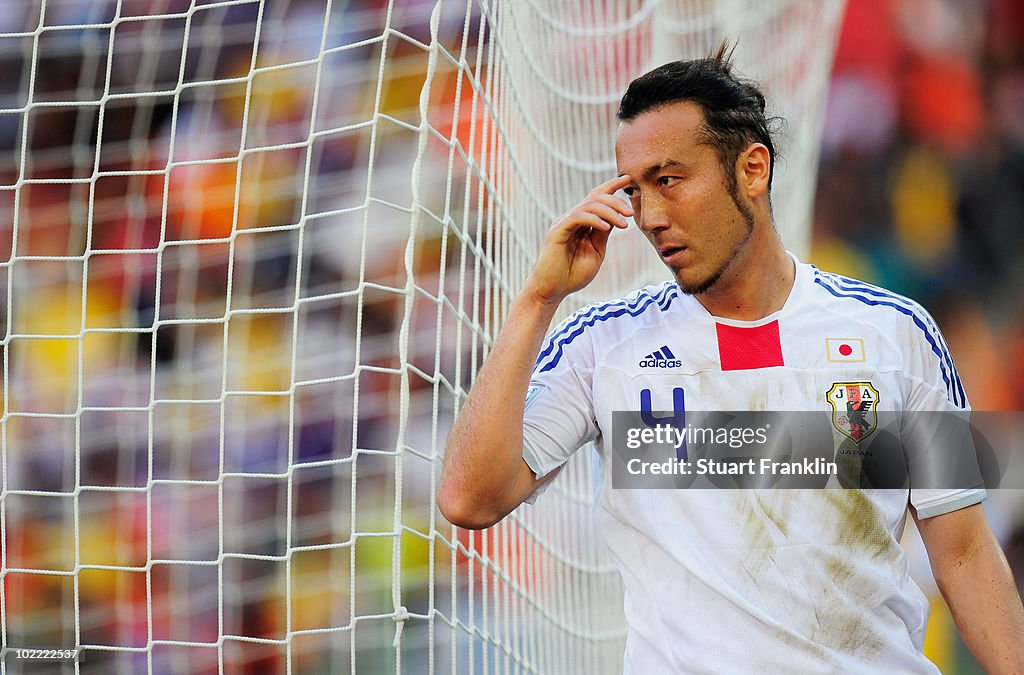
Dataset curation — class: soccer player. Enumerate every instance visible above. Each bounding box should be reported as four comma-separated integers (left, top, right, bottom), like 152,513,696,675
437,43,1024,673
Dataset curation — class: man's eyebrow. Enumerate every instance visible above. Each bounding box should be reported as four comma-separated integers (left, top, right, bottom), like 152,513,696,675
641,160,687,181
619,160,688,182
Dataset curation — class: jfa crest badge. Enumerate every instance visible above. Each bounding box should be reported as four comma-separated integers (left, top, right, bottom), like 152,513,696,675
826,382,879,442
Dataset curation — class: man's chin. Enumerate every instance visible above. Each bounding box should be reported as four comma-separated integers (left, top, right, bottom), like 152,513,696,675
673,270,720,295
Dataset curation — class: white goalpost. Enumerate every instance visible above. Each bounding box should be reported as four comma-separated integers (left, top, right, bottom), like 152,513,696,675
0,1,844,672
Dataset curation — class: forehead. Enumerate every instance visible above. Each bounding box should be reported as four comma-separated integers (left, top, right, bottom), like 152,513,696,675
615,100,710,171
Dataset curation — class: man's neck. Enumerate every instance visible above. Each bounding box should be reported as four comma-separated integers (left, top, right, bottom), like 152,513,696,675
694,227,795,321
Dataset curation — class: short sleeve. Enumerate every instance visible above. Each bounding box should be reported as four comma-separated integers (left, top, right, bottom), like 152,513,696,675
902,304,986,518
521,306,600,488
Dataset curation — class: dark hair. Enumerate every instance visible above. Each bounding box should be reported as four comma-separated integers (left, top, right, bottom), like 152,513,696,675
617,41,781,194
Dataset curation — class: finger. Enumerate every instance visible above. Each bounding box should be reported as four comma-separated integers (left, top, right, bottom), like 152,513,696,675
581,200,631,229
589,192,635,220
567,222,613,260
571,210,616,233
589,223,613,256
550,211,614,243
591,174,634,196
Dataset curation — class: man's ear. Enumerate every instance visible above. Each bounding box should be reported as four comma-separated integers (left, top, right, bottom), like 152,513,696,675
738,143,771,198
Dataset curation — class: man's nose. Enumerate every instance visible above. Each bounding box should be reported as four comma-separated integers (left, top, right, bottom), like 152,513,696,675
636,192,670,233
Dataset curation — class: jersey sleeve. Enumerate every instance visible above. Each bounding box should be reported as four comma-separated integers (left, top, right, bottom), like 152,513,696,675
520,306,601,499
902,304,986,519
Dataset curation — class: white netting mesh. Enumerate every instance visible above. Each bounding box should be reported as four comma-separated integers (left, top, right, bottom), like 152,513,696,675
0,1,843,672
497,0,846,303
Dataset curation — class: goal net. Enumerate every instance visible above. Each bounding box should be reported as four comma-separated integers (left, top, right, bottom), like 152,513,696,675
0,1,844,672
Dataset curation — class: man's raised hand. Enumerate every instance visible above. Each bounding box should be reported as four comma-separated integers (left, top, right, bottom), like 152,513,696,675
524,175,634,306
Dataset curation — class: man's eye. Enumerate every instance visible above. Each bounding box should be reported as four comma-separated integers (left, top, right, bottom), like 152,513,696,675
622,186,637,197
658,176,679,187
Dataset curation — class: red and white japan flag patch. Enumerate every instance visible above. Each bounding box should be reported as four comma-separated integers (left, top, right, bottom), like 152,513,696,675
826,338,865,363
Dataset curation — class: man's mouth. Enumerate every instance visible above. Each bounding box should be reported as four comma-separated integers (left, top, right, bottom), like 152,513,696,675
659,245,687,261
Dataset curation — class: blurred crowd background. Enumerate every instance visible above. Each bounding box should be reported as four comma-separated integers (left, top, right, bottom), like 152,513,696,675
0,0,1021,673
813,1,1024,669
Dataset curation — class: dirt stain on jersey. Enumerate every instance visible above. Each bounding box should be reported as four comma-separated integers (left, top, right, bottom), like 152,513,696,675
810,490,897,659
737,489,899,662
823,489,896,560
738,491,793,579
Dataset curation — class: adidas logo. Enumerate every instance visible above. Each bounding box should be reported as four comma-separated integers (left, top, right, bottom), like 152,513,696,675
639,345,682,368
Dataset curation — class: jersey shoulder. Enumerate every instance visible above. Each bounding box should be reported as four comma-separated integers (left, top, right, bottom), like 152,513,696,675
534,281,681,374
809,268,932,328
808,266,948,346
809,267,966,407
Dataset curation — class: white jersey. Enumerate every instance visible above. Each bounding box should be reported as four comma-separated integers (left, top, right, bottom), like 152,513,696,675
521,256,985,674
